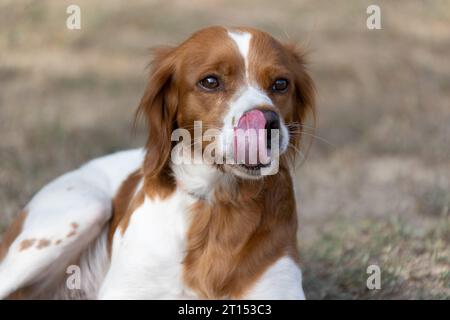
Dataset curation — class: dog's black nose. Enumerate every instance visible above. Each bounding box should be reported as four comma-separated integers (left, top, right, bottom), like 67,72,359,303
262,110,280,149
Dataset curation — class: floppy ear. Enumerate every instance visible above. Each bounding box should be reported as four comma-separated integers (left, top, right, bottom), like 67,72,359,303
136,46,178,178
284,43,316,148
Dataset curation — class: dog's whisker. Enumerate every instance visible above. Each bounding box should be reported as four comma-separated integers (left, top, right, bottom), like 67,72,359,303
288,131,334,147
287,143,306,160
286,122,316,130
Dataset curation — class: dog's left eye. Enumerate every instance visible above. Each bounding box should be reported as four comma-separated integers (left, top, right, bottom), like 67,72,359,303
198,76,221,91
271,79,289,93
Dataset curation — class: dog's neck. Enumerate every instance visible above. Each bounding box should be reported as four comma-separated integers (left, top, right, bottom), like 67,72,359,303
170,161,237,202
171,160,298,299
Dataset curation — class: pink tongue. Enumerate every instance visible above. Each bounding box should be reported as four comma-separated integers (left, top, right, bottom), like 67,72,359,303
233,110,267,165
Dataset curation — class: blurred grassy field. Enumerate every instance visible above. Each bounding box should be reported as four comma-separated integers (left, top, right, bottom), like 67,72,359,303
1,0,449,299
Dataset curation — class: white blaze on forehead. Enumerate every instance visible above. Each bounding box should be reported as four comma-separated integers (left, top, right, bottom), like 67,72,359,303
223,31,272,127
229,86,273,118
227,31,252,79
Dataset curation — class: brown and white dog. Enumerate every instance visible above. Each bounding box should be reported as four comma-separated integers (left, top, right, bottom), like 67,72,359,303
0,26,315,299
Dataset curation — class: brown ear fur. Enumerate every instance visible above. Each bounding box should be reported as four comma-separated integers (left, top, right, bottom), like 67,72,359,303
284,43,316,153
136,46,179,178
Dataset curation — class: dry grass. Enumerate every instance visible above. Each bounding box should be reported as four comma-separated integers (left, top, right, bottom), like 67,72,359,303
1,0,449,299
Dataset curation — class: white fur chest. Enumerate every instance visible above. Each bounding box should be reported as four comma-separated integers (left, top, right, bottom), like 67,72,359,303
98,189,197,299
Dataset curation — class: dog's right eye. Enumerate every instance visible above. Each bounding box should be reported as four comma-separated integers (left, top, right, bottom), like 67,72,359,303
198,76,221,91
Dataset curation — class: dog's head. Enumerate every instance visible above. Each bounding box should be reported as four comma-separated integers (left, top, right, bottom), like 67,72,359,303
137,26,315,180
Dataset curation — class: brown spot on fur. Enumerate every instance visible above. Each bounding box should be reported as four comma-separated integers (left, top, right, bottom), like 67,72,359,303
120,169,176,236
19,238,36,251
55,239,62,245
117,189,145,236
0,211,28,261
142,166,176,200
70,222,79,229
66,230,76,238
108,170,143,246
183,166,300,299
36,239,51,249
108,168,176,251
